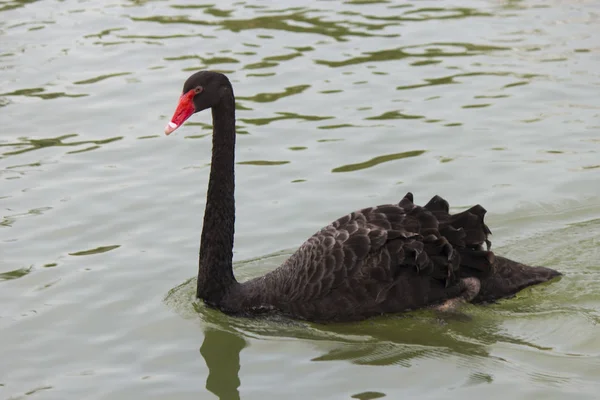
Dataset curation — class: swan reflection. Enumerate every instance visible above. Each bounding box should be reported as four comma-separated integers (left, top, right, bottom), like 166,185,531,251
200,328,246,400
196,303,554,399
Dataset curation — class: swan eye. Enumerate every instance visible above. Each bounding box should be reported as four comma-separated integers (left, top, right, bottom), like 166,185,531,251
194,86,203,94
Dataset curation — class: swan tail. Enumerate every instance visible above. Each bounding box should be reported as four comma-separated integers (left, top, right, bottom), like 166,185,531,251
474,256,562,303
402,192,561,301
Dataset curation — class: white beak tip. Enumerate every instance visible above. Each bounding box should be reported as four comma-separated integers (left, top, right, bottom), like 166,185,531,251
164,121,178,135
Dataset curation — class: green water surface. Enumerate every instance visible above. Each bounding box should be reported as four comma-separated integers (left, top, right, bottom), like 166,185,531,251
1,0,599,399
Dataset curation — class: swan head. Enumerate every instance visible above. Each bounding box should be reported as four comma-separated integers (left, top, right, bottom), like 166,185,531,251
165,71,232,135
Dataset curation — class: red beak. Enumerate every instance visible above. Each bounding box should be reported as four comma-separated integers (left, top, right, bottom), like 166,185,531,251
165,89,196,135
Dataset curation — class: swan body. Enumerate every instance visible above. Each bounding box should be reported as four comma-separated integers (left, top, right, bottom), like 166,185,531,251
164,71,561,323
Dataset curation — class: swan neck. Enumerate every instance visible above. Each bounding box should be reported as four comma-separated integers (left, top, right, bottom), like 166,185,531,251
197,89,237,303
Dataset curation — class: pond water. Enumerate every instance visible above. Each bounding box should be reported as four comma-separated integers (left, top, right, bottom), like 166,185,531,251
1,0,599,399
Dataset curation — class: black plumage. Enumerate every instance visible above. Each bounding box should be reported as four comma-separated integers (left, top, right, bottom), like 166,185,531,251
163,71,561,323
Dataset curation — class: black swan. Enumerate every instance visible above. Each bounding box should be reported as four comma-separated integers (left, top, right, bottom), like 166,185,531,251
164,71,561,323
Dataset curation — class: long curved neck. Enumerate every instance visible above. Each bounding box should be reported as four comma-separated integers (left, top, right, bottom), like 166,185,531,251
197,87,237,305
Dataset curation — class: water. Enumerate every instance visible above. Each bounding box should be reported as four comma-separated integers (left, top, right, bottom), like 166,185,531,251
1,0,599,398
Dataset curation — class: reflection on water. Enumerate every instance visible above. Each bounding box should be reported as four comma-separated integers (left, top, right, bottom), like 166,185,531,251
73,73,132,85
332,150,426,173
200,328,246,400
238,84,310,103
68,245,120,256
191,274,574,400
182,279,554,366
168,203,600,396
0,206,52,227
0,266,32,282
351,391,386,400
0,87,87,99
315,43,510,68
394,71,539,91
237,160,290,166
169,241,578,368
132,11,400,42
0,134,123,158
240,111,333,126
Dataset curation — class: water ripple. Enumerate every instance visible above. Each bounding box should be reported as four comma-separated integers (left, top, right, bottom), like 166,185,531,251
316,42,510,67
332,150,426,173
69,245,121,257
238,84,310,103
237,160,290,166
0,266,32,282
73,73,132,85
131,11,400,41
2,0,600,398
0,135,123,158
1,88,87,100
240,112,333,126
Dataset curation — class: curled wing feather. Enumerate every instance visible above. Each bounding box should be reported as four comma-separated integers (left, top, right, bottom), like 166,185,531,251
266,193,494,320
